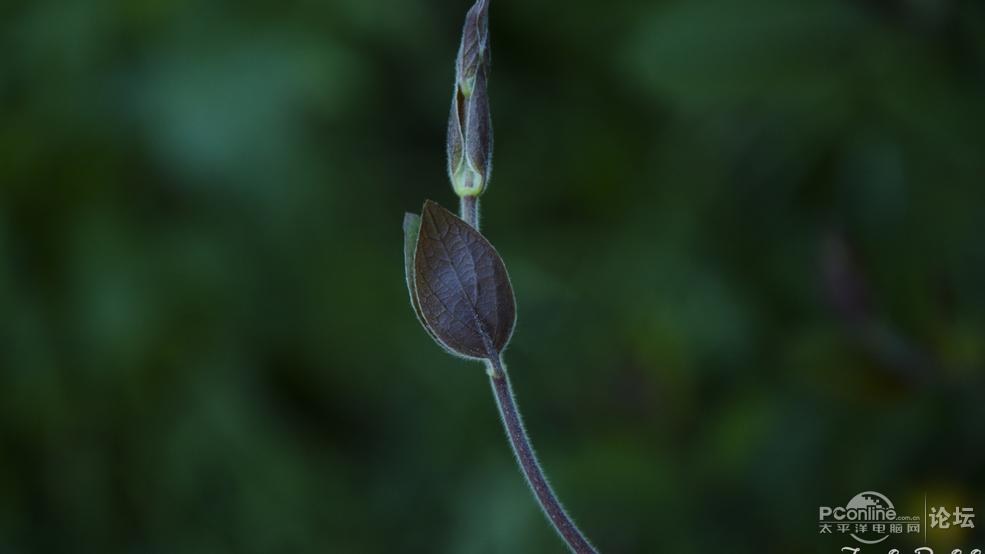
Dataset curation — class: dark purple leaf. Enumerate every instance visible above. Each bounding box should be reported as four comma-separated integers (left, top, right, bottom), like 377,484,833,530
413,200,515,360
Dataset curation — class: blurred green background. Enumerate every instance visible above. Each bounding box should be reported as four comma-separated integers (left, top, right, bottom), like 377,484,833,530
2,0,985,552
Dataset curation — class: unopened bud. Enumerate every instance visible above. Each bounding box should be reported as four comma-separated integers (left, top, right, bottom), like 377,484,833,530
448,0,492,197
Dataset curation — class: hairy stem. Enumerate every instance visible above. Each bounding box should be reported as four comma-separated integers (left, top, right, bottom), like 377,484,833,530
486,356,599,554
460,195,480,229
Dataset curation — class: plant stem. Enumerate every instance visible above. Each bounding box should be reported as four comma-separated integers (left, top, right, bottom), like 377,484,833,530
460,195,480,229
486,356,599,554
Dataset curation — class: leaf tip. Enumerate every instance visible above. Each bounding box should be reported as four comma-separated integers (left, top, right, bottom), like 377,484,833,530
422,199,453,223
403,212,420,233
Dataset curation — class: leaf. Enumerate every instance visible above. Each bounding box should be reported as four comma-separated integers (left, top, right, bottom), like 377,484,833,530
413,200,515,360
404,213,458,355
403,214,433,330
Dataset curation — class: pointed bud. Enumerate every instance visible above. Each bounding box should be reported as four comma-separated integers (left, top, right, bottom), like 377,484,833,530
448,0,492,198
456,0,489,94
